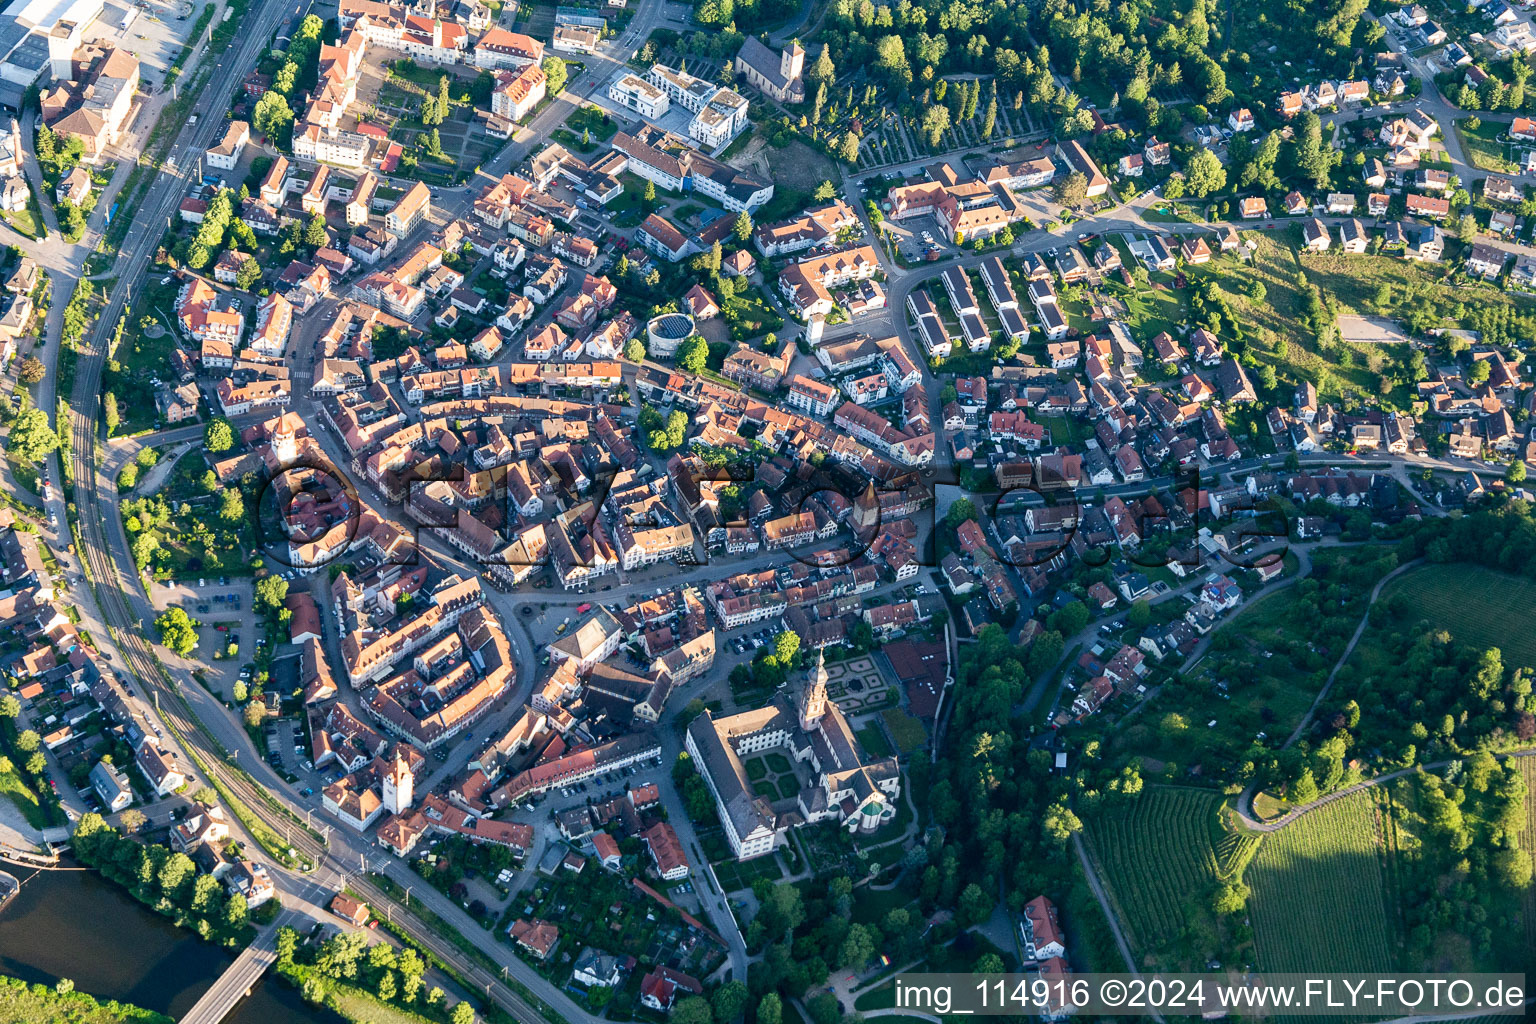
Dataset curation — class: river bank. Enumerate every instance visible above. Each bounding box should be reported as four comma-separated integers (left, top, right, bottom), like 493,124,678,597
0,975,172,1024
0,860,339,1024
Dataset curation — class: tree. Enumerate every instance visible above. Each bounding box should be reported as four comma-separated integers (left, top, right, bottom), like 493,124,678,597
1506,459,1527,485
806,994,839,1024
733,210,753,243
1493,848,1534,889
838,923,875,971
837,130,861,164
14,730,38,753
712,981,749,1024
642,179,657,206
256,574,289,611
159,851,195,895
946,498,977,528
920,104,950,148
672,996,713,1024
304,213,329,248
773,630,800,666
623,336,645,362
1456,212,1478,243
1468,359,1491,385
119,808,147,833
253,91,295,142
276,927,300,965
25,751,44,776
1290,767,1319,804
419,93,441,126
1042,801,1082,845
222,892,248,930
219,487,245,523
756,994,783,1024
677,334,709,374
0,695,17,719
808,45,835,86
1053,171,1088,208
812,180,836,202
17,357,44,385
102,392,120,436
957,882,992,926
155,608,199,656
7,407,58,464
1183,148,1227,197
542,57,568,96
450,1002,478,1024
228,255,261,293
1211,880,1250,913
243,700,266,727
204,418,235,453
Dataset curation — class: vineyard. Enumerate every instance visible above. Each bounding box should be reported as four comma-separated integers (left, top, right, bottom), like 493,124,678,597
1381,564,1536,672
1086,787,1259,968
1522,758,1536,964
1247,790,1398,973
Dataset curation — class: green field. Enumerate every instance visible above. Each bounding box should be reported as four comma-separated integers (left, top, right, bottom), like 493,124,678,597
1456,118,1517,174
0,767,51,828
1086,787,1259,968
1247,791,1398,973
1522,757,1536,963
855,724,894,759
881,708,928,754
1379,563,1536,672
1105,547,1399,785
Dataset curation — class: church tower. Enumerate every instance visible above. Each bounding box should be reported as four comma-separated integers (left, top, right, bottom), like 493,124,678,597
382,747,414,815
781,41,805,85
851,479,880,539
799,650,829,731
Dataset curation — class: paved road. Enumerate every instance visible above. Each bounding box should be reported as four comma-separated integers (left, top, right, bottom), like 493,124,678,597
38,0,1529,1012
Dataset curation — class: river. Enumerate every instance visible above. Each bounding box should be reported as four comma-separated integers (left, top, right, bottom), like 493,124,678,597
0,860,342,1024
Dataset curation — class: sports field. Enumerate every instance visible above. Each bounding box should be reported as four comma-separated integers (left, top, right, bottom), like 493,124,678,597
1380,564,1536,671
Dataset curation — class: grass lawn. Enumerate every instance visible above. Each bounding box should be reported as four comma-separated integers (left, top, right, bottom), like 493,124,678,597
0,768,51,829
1378,562,1536,671
1456,117,1517,174
744,756,768,781
0,205,40,240
881,708,928,753
5,453,39,497
722,284,784,341
327,983,438,1024
1177,234,1412,405
1037,413,1094,445
103,277,187,435
564,104,618,143
129,453,256,580
1103,547,1399,783
1113,278,1188,340
764,752,792,774
854,723,893,758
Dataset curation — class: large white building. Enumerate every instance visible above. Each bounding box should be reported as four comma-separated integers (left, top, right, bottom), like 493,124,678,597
684,654,900,860
644,63,748,148
608,73,669,119
0,0,105,107
294,124,372,169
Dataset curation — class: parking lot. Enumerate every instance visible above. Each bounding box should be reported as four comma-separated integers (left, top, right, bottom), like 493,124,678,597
148,577,256,699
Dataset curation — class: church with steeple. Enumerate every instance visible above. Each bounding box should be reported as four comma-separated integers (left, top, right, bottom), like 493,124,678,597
684,651,901,860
